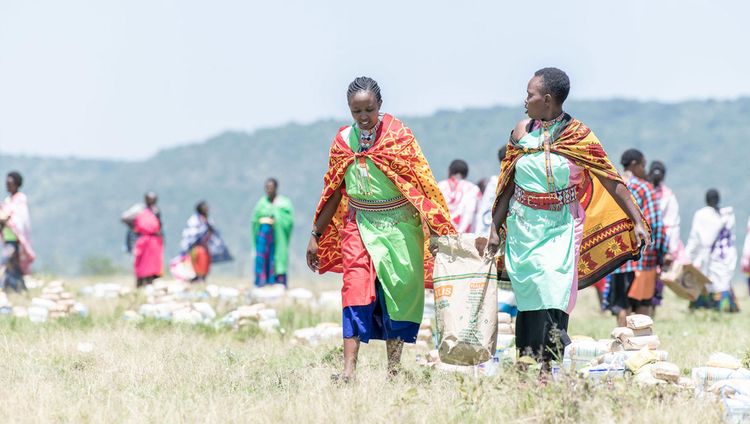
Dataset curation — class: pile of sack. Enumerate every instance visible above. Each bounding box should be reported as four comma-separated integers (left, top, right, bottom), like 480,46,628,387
218,303,280,333
134,301,216,325
291,322,343,346
692,353,750,391
139,279,244,303
691,353,750,421
144,280,192,304
79,283,131,299
128,281,216,325
205,284,242,302
249,285,336,311
24,280,89,323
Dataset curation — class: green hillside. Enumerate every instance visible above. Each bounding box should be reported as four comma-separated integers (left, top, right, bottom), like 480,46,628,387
1,99,748,279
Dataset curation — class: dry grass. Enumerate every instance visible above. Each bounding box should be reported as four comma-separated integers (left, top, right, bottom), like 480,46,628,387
1,275,748,423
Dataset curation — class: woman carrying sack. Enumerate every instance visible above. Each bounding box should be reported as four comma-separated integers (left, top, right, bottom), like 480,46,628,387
487,68,650,369
306,77,455,381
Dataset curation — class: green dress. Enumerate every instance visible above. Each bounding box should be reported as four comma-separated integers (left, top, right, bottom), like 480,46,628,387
251,195,294,276
504,121,585,312
344,126,425,324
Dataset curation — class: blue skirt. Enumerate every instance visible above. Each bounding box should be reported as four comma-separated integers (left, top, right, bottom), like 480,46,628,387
342,279,420,343
254,223,276,287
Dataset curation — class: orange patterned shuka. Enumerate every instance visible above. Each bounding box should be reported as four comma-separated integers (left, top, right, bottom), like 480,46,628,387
313,114,456,284
492,117,651,289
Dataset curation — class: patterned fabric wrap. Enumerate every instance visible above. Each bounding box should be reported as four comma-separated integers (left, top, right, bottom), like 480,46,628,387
313,114,456,282
492,116,650,289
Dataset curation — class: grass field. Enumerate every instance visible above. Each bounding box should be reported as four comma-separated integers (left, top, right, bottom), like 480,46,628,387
1,275,748,423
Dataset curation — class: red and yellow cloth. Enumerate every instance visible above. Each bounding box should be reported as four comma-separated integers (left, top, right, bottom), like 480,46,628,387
493,118,650,289
313,114,456,284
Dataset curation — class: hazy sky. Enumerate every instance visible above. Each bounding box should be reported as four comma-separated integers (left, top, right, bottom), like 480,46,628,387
1,0,748,159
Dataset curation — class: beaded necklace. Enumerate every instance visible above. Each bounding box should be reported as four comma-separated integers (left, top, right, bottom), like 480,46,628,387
539,111,565,192
356,117,381,152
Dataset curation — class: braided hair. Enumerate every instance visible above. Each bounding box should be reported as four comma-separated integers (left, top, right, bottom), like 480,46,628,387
346,77,382,104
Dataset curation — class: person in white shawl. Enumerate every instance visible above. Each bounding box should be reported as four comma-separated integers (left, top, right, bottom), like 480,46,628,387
0,171,35,292
685,189,738,310
438,159,480,234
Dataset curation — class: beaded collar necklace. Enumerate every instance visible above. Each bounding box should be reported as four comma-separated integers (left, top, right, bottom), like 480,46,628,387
356,117,382,151
540,112,565,130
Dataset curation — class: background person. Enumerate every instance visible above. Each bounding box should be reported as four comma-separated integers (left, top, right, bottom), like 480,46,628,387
251,178,294,287
474,147,507,237
438,159,480,233
179,201,232,283
685,189,738,311
0,171,35,292
606,149,668,326
742,216,750,295
121,192,163,287
648,160,683,310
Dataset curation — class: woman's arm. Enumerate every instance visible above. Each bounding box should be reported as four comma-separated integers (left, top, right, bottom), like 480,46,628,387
306,187,343,272
596,174,651,248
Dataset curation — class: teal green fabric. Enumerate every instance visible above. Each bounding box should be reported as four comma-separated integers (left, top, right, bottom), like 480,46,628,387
251,195,294,274
1,226,16,242
504,122,579,312
344,126,424,324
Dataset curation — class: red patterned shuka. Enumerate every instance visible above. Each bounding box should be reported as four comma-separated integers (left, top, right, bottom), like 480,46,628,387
312,114,456,286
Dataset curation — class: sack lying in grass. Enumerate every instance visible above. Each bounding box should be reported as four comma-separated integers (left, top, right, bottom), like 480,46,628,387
620,335,660,351
599,350,668,366
651,361,681,383
564,340,611,371
708,379,750,396
634,364,667,386
625,349,658,372
691,367,750,389
611,326,653,338
707,352,742,370
626,314,653,330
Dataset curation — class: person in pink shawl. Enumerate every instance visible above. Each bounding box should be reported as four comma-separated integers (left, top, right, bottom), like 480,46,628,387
121,192,164,287
438,159,481,233
0,171,35,292
742,216,750,294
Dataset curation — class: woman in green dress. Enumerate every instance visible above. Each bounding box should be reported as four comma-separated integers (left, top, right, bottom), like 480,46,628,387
488,68,650,366
307,77,454,381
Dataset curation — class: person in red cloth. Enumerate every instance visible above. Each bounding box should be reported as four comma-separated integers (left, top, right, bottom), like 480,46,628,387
122,192,163,287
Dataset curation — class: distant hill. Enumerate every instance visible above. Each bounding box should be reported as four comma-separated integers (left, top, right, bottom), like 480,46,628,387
1,99,748,279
